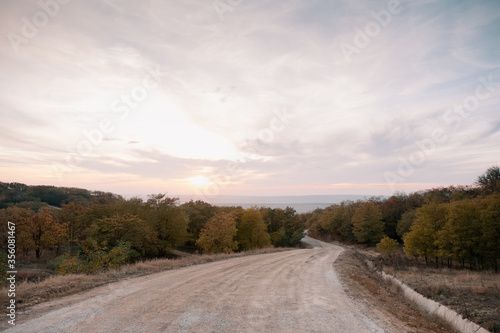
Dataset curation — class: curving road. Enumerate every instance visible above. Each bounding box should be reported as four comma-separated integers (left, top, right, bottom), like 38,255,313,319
6,237,393,332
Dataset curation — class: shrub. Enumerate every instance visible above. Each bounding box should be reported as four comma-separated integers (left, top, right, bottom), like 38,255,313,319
56,240,138,274
56,253,83,275
377,236,399,255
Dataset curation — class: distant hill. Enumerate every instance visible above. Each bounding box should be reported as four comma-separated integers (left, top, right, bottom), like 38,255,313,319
1,181,381,213
0,181,123,209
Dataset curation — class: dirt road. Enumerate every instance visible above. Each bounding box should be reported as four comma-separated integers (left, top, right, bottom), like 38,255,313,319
4,237,431,332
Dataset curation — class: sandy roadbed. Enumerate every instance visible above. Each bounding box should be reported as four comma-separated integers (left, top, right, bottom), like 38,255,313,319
2,237,443,332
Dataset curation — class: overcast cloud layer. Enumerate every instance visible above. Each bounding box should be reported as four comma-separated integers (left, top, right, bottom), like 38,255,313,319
1,0,499,198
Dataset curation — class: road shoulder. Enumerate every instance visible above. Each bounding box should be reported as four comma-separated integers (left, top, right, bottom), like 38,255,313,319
334,247,452,333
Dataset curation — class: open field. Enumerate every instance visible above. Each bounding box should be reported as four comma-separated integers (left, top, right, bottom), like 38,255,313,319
1,237,450,332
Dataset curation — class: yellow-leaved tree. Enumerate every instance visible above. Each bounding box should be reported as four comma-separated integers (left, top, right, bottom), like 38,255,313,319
196,212,238,254
236,207,271,251
403,202,448,266
377,236,399,255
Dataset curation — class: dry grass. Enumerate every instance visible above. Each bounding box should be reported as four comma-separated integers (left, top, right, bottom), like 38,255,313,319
391,266,500,330
1,247,292,310
334,247,452,332
345,244,500,332
378,259,500,332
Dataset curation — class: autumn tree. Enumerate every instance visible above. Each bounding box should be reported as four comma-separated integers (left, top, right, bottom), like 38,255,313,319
303,209,324,238
377,236,399,255
0,207,34,255
438,199,482,268
352,201,384,244
196,212,238,254
318,205,341,237
58,202,91,244
25,207,68,258
403,202,448,266
235,207,271,250
326,202,357,241
86,214,157,257
180,200,216,247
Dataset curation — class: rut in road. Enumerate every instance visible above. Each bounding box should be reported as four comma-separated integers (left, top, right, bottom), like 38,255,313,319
5,237,388,332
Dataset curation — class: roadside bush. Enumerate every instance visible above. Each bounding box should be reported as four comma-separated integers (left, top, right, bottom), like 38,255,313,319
56,253,83,275
56,240,138,274
84,240,138,273
377,237,399,255
0,251,8,281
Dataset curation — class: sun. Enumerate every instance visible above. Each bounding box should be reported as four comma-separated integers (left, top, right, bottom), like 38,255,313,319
188,176,213,188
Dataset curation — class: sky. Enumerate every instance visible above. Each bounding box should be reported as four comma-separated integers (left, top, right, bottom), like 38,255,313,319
1,0,499,200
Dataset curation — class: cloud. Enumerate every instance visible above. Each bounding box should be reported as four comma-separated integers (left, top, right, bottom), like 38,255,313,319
1,0,499,196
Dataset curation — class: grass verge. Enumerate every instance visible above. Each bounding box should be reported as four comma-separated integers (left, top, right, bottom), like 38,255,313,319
334,246,452,333
357,248,499,333
384,265,500,332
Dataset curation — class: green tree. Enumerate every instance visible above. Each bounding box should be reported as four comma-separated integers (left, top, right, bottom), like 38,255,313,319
380,195,408,239
180,200,216,247
479,194,500,271
281,207,305,247
142,194,188,255
352,201,385,244
196,212,238,253
476,165,500,194
263,207,304,247
396,210,416,237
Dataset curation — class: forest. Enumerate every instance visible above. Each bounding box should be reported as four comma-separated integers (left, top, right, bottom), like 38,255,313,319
0,184,304,275
306,166,500,271
0,166,499,276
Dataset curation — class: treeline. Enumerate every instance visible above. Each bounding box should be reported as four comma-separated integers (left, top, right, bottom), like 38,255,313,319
2,166,498,274
0,192,304,275
306,166,500,271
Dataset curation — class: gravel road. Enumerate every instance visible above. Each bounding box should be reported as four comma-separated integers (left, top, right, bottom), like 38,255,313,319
4,237,411,332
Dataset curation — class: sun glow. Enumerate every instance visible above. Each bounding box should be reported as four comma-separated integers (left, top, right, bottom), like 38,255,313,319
188,176,213,188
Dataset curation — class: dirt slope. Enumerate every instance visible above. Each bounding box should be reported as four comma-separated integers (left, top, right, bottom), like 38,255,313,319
2,237,447,332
